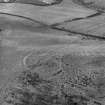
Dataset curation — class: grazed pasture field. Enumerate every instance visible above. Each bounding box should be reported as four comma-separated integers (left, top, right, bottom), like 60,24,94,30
1,0,105,105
